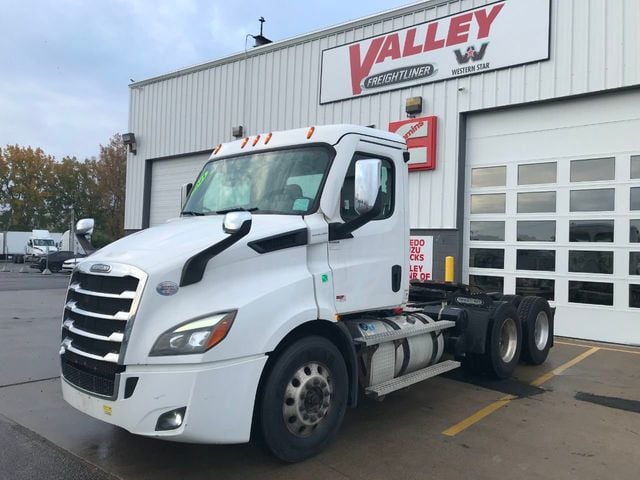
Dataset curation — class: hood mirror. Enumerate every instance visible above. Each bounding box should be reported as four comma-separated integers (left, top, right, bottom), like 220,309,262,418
354,159,381,215
76,218,95,235
223,211,252,234
180,182,193,210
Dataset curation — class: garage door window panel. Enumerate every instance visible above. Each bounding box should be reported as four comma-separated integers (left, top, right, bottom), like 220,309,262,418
471,166,506,188
631,155,640,179
469,248,504,269
570,189,615,212
630,285,640,308
518,162,556,185
631,188,640,211
568,251,613,274
569,281,613,306
469,275,504,293
517,192,556,213
570,157,615,182
516,250,556,271
630,252,640,276
516,278,555,301
517,221,556,242
569,220,614,242
631,220,640,242
471,194,505,214
470,221,505,241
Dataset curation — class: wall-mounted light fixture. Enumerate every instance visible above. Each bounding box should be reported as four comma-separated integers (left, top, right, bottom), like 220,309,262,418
405,96,423,116
122,132,137,155
232,125,244,138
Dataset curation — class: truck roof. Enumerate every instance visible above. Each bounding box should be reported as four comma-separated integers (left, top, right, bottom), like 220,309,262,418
209,124,406,160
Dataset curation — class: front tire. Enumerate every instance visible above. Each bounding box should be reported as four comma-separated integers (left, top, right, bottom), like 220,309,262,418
259,336,348,463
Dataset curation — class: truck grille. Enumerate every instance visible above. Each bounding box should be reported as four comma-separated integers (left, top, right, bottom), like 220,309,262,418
60,263,146,399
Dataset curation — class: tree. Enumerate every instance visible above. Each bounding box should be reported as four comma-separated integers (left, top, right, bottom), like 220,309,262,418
49,156,97,232
92,134,126,244
0,145,55,230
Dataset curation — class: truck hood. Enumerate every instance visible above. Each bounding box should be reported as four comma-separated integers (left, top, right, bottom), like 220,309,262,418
89,215,308,273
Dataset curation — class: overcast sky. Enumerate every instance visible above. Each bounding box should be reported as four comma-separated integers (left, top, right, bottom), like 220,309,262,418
1,0,414,161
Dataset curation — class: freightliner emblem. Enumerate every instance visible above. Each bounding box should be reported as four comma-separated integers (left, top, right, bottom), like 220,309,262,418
90,264,111,273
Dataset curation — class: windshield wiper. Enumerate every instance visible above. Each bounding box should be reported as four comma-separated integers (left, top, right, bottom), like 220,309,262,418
214,207,259,214
181,211,205,216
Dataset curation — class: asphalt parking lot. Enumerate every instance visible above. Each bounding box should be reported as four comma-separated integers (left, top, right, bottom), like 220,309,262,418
1,268,639,479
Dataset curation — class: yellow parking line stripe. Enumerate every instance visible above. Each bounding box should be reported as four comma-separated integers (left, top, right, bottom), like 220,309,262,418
442,346,600,437
555,340,640,356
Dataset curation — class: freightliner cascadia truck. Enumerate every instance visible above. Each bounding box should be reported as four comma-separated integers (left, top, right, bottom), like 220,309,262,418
60,125,553,462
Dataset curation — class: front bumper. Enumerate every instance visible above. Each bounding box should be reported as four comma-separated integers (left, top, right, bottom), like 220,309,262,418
61,354,268,444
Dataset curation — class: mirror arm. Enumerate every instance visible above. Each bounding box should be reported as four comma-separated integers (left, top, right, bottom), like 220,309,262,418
75,233,96,255
328,190,382,241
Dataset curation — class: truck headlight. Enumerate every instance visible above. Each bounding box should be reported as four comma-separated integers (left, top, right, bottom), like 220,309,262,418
149,311,236,356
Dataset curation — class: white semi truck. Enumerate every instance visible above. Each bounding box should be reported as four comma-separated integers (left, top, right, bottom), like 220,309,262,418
60,125,553,462
0,230,60,262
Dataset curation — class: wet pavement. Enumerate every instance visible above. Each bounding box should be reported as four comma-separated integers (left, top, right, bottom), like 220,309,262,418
1,272,639,479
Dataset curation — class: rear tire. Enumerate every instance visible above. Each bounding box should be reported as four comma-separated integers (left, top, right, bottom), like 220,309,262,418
486,303,522,379
500,294,522,309
518,296,553,365
259,336,348,463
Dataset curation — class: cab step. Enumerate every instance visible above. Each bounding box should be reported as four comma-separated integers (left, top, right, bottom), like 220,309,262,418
365,360,461,398
354,320,456,346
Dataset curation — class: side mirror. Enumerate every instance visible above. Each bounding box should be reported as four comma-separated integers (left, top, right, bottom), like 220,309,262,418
354,159,381,215
76,218,95,235
181,182,193,209
223,211,252,234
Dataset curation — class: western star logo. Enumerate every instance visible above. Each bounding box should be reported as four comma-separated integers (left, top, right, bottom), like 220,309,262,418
454,43,489,64
348,3,503,95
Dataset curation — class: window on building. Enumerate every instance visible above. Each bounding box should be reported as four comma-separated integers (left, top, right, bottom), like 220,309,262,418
630,285,640,308
517,192,556,213
569,281,613,306
469,275,504,293
516,250,556,271
630,252,640,276
631,220,640,243
631,188,640,211
570,189,615,212
471,194,506,214
631,155,640,179
469,248,504,269
570,157,615,182
516,278,555,301
569,220,614,242
469,221,505,241
518,162,556,185
341,153,394,221
471,166,506,188
517,221,556,242
568,250,613,274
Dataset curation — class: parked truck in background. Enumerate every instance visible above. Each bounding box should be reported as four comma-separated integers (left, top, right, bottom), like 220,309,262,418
60,125,553,462
0,230,62,262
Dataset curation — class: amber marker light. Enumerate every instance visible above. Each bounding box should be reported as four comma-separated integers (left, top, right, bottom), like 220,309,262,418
306,126,315,139
264,132,273,144
213,144,222,155
240,137,249,148
252,135,261,146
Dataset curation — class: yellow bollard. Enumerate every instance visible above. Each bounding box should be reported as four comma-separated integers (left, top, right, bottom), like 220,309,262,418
445,256,455,283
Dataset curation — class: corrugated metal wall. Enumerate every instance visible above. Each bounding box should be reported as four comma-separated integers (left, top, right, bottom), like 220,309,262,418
125,0,640,230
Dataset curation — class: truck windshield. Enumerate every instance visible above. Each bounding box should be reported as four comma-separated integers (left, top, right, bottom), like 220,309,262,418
33,239,55,247
183,146,332,215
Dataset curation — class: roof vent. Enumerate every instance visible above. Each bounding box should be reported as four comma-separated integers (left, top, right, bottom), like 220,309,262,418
252,17,272,47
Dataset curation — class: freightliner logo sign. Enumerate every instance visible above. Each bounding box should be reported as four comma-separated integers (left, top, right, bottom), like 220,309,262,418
320,0,550,104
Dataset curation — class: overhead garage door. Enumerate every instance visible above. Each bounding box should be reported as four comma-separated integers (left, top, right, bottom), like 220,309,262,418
149,153,211,226
464,89,640,345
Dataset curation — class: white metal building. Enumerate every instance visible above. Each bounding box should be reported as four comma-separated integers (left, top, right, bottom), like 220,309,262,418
124,0,640,344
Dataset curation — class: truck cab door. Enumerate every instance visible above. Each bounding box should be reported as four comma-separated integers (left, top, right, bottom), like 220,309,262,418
327,142,408,313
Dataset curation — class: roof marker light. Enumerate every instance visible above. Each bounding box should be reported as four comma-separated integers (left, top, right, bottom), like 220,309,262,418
240,137,249,148
264,132,273,144
252,135,261,147
213,144,222,155
306,126,315,139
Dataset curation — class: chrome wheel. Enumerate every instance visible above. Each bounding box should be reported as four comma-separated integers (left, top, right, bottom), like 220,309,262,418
534,311,550,351
499,317,518,363
282,362,332,438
